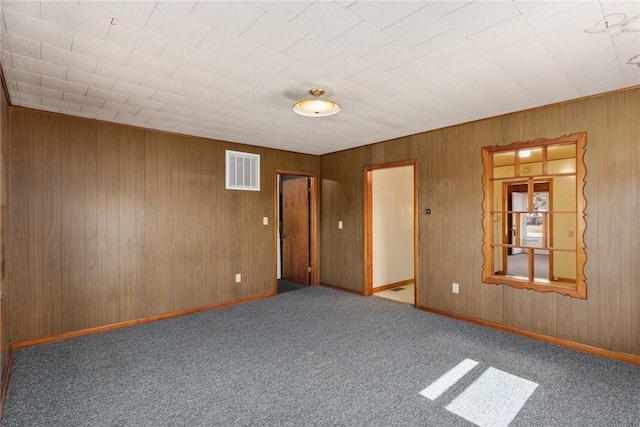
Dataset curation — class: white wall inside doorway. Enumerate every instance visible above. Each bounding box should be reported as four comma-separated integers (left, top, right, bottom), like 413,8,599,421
372,165,414,288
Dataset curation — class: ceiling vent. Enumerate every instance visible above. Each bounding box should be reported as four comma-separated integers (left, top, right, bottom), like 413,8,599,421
225,150,260,191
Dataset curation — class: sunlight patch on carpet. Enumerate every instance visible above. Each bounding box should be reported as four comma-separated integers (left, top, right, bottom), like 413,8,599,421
445,367,538,427
419,358,479,400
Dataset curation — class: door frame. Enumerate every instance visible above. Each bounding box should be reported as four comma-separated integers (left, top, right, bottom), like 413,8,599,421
363,160,418,306
274,169,318,293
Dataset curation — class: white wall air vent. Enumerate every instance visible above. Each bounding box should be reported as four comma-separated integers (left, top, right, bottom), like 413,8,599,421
225,150,260,191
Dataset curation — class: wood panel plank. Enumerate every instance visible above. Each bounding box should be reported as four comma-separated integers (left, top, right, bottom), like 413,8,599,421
134,130,146,319
118,127,137,321
8,109,31,341
144,132,161,314
84,119,99,328
101,123,122,325
27,110,44,336
61,117,86,332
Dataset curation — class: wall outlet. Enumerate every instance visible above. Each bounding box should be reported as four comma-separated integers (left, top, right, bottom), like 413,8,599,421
338,221,343,229
235,274,241,283
452,282,459,294
263,216,268,225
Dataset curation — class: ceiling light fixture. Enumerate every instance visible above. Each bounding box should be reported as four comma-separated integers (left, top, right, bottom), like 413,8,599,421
293,88,341,117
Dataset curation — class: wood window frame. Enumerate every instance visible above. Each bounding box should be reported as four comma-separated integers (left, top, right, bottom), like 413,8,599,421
481,133,587,299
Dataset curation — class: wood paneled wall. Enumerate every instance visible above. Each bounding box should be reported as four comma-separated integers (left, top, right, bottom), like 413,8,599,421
0,80,9,387
8,108,319,342
319,87,640,357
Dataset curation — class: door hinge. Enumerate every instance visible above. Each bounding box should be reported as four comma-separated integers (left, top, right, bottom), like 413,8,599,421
307,266,312,273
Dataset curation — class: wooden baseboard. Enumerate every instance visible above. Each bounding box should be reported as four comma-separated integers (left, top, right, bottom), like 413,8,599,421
13,291,276,349
0,343,13,417
417,305,640,366
319,282,365,296
373,279,414,293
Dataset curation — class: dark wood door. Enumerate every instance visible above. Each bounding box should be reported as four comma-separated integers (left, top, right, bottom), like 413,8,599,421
282,177,310,285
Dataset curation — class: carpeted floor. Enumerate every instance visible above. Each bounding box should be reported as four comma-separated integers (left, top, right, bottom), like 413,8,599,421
277,279,306,294
2,286,639,426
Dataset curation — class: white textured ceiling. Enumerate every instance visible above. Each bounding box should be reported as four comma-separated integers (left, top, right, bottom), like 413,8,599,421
1,0,639,155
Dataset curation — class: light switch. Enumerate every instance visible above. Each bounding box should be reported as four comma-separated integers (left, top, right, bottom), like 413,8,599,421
263,217,268,225
338,221,343,229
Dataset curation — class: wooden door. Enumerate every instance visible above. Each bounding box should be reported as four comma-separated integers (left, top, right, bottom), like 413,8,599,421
282,177,310,285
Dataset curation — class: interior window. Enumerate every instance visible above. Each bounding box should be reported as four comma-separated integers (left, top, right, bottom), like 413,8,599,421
481,133,587,298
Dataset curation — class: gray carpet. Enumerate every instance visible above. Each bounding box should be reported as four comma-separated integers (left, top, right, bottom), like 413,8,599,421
2,286,639,426
277,279,306,294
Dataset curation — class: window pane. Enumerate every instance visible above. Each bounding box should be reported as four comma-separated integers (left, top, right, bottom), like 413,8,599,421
494,165,515,178
548,143,575,160
552,176,576,210
533,251,550,282
552,251,576,281
548,158,576,174
551,213,577,250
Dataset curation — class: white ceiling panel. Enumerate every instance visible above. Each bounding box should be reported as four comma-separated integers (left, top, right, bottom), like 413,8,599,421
444,1,521,36
126,96,164,112
125,51,178,79
111,80,154,99
276,60,328,83
2,0,40,19
3,66,40,86
290,1,361,41
330,21,393,57
247,1,312,23
388,57,439,81
427,1,472,17
346,66,395,87
411,28,473,62
197,28,258,62
17,82,62,100
242,12,306,52
43,76,88,97
86,86,128,104
141,75,186,95
160,41,214,71
42,44,97,73
361,41,418,71
106,21,170,57
241,47,296,76
282,34,341,66
514,0,587,25
95,61,145,85
144,2,210,47
190,1,262,35
346,1,426,30
383,6,452,47
170,66,217,89
12,53,67,79
318,51,370,78
204,56,255,83
40,1,111,40
77,0,156,28
72,32,130,65
150,91,190,108
63,92,104,109
1,0,639,155
136,109,171,122
3,7,72,49
1,32,41,60
436,47,492,75
467,15,536,52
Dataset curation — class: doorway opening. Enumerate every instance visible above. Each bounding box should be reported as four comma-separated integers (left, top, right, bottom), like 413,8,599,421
275,170,317,294
504,181,551,281
364,161,418,306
